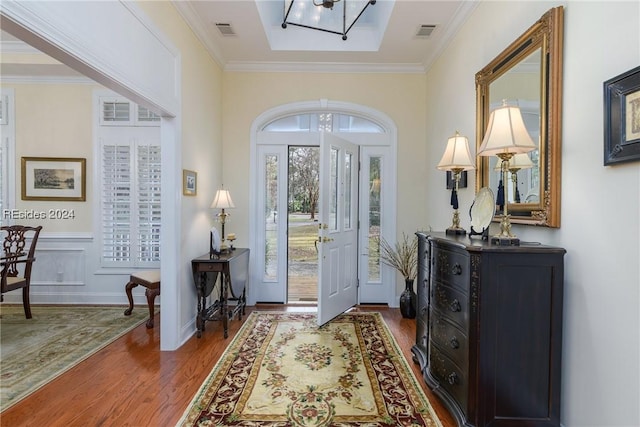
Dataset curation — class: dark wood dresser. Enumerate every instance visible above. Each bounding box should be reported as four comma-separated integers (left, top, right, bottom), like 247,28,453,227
412,232,565,427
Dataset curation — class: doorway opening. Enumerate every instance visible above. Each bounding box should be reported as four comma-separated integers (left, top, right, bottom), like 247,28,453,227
287,146,319,303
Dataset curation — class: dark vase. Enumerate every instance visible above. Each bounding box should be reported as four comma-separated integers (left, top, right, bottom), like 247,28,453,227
399,278,417,319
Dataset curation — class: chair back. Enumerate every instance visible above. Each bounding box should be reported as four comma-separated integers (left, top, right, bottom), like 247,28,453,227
1,225,43,282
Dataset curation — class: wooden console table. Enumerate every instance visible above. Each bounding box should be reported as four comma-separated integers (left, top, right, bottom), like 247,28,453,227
191,248,249,338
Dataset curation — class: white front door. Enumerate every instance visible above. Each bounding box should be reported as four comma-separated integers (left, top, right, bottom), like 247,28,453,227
317,133,359,326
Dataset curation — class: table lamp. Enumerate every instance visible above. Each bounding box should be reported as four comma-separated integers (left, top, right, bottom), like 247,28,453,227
211,187,235,253
478,101,536,245
437,131,476,235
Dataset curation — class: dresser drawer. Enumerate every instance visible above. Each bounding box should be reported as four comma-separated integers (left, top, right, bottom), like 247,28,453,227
429,346,468,414
430,312,468,368
431,246,469,291
195,262,223,273
431,281,469,329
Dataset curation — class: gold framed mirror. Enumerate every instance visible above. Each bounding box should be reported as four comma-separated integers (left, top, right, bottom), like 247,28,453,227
475,6,563,228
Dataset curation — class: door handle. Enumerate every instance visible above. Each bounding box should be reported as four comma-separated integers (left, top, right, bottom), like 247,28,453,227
318,237,333,243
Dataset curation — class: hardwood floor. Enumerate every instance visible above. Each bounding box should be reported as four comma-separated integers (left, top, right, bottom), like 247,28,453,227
0,305,455,427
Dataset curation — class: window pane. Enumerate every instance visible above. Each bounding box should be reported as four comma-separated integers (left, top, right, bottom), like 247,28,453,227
264,154,278,280
264,113,383,133
344,151,352,229
368,156,381,281
330,147,338,231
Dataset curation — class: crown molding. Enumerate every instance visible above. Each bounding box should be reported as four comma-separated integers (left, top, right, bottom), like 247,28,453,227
224,61,426,74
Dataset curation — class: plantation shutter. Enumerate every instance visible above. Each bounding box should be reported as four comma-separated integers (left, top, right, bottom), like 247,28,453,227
136,143,161,264
101,142,132,265
101,99,132,125
98,95,161,268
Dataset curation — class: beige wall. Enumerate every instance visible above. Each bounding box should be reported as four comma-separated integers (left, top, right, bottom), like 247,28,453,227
222,71,427,246
135,1,224,334
3,82,98,232
425,1,639,426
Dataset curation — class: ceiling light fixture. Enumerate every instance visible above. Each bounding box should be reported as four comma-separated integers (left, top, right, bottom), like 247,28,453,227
282,0,376,41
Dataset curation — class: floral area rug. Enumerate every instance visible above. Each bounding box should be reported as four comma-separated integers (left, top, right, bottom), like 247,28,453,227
0,304,149,412
177,311,442,427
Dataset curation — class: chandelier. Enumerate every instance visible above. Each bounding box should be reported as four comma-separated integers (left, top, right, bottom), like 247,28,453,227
282,0,377,41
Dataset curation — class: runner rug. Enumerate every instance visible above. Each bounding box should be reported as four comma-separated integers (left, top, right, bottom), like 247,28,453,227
178,311,442,427
0,304,149,412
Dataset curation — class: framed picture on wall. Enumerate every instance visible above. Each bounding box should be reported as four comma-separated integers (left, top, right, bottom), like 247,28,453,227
183,169,197,196
604,65,640,165
21,157,86,201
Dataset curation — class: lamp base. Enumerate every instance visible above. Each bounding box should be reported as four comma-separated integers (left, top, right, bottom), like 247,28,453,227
446,227,467,235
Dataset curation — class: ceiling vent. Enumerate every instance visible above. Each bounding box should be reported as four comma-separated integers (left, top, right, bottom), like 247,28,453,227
215,23,236,36
416,25,436,38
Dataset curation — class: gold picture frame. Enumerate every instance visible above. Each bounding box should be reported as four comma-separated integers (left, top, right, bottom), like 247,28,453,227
183,169,197,196
21,157,86,201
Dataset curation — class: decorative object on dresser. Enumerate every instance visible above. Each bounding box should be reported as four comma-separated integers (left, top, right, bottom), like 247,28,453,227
412,232,565,427
468,187,495,240
377,232,417,318
477,101,537,245
210,187,235,255
437,131,476,235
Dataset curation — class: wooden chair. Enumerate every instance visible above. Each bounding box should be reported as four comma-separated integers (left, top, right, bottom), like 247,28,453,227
1,225,43,319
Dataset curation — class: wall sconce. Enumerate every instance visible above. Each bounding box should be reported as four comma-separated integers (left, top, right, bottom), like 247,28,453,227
211,188,235,254
437,131,476,235
478,102,536,245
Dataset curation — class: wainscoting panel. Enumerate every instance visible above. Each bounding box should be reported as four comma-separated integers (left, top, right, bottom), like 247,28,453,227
31,248,86,286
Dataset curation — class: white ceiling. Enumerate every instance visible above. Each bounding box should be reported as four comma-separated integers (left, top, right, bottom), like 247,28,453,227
0,0,478,78
174,0,478,72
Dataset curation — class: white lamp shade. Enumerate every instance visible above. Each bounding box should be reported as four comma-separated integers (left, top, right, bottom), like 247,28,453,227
478,104,537,157
436,132,476,171
211,189,235,209
494,153,535,171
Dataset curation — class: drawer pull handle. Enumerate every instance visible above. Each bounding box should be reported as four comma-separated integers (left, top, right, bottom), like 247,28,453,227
449,299,461,312
450,337,459,349
451,263,462,275
448,372,459,385
421,307,428,315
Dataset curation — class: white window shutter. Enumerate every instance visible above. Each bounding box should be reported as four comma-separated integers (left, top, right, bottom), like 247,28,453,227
136,143,161,264
101,142,132,265
98,93,161,268
100,97,132,126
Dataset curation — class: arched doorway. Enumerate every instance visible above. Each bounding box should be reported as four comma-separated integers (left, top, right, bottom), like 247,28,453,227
248,100,398,307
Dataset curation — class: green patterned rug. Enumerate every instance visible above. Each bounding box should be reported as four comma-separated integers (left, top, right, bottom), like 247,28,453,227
178,311,442,426
0,304,149,412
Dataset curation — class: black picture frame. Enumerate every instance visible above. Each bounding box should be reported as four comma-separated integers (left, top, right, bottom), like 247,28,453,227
446,171,467,189
604,65,640,165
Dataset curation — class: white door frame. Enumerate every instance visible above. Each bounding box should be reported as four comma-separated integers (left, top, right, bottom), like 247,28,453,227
249,100,398,307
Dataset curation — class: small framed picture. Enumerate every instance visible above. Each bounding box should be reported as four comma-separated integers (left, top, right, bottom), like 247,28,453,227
183,169,197,196
604,65,640,165
21,157,86,201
